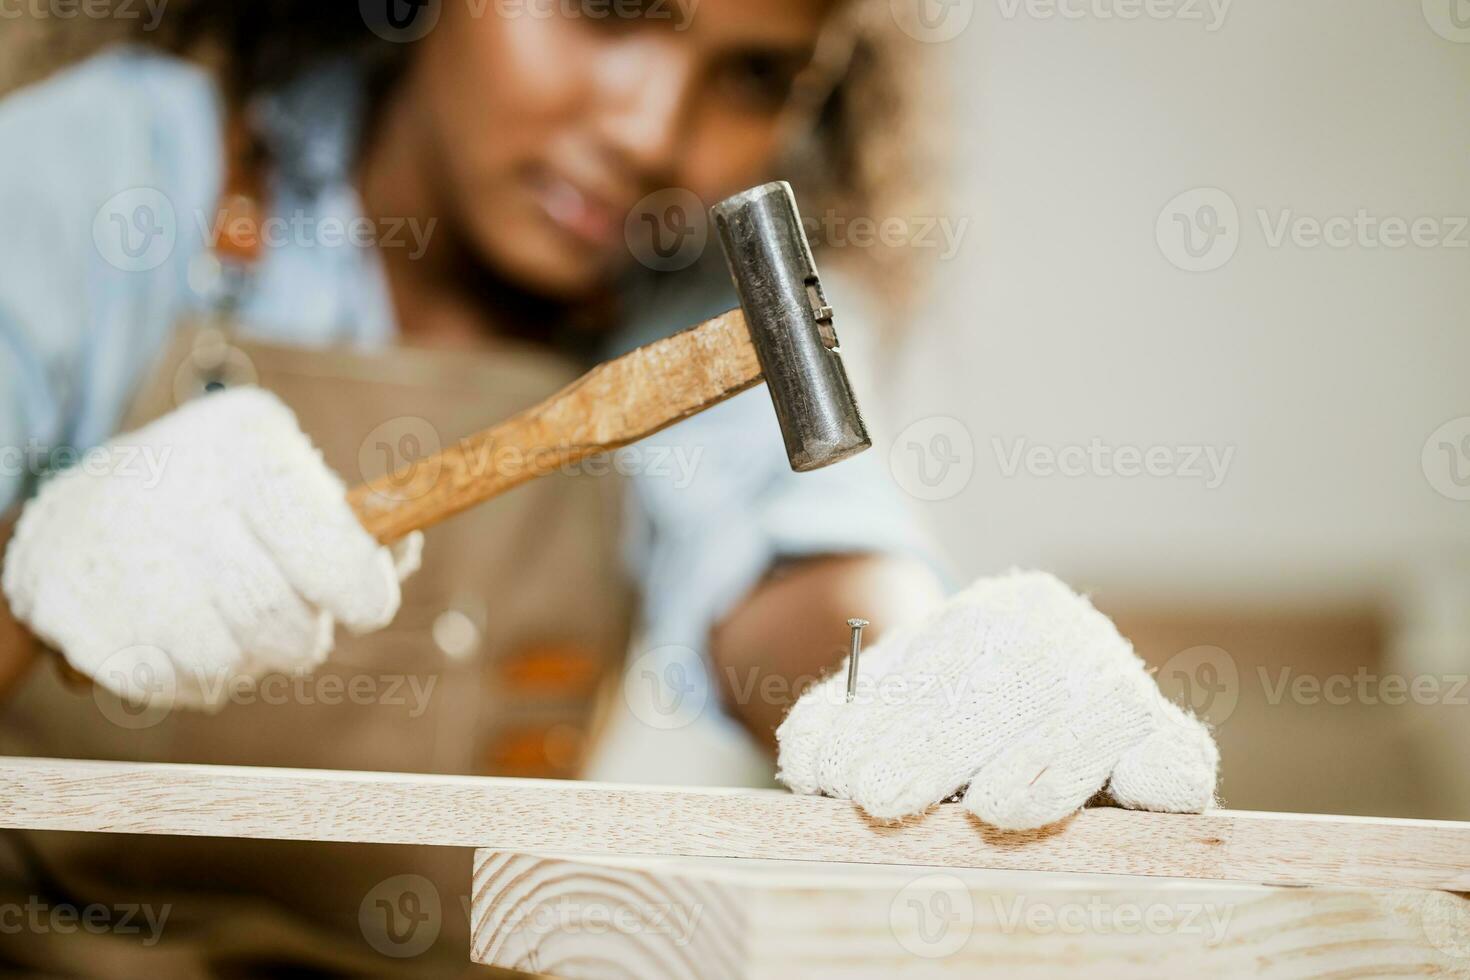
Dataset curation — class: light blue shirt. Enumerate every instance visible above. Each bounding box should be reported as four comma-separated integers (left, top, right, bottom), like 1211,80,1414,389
0,49,932,711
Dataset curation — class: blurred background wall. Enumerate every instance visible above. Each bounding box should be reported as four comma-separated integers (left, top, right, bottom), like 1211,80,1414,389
891,0,1469,607
877,0,1470,819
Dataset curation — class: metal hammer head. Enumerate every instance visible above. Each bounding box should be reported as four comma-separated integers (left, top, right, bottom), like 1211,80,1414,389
711,182,872,472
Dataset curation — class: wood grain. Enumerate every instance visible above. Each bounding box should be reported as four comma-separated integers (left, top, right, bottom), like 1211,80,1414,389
1,758,1467,891
470,851,1470,978
346,308,761,542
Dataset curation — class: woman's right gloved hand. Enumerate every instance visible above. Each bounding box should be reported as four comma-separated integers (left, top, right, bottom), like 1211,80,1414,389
776,571,1218,832
2,387,422,710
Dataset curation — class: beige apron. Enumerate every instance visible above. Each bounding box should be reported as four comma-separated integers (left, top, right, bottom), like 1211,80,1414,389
0,324,636,977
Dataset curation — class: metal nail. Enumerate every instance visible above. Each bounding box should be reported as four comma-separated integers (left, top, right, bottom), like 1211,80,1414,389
845,618,869,704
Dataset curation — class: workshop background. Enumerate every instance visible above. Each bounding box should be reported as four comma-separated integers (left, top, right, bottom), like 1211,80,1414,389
3,1,1467,820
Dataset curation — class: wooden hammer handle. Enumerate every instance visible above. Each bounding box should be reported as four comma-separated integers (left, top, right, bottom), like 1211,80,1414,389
347,309,763,543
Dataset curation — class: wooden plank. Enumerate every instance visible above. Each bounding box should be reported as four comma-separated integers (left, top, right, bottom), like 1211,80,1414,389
469,851,1470,978
1,757,1467,891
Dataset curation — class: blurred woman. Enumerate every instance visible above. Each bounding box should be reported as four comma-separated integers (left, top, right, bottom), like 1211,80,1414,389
0,1,947,972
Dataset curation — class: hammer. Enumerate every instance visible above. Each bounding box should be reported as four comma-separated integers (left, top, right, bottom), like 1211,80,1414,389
345,181,872,542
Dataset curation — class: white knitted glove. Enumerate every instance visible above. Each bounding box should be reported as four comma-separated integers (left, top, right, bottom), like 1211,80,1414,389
2,387,422,711
776,571,1218,831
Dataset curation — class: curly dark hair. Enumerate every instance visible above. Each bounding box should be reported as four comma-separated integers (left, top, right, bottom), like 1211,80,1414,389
3,0,950,321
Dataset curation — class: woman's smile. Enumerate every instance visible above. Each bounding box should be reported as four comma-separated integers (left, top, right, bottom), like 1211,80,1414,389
525,165,628,253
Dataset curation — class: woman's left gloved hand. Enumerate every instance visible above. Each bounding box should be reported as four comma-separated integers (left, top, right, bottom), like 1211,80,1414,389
776,570,1218,831
2,388,422,711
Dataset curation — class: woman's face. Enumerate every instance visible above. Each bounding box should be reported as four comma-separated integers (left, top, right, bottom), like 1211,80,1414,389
403,0,838,296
